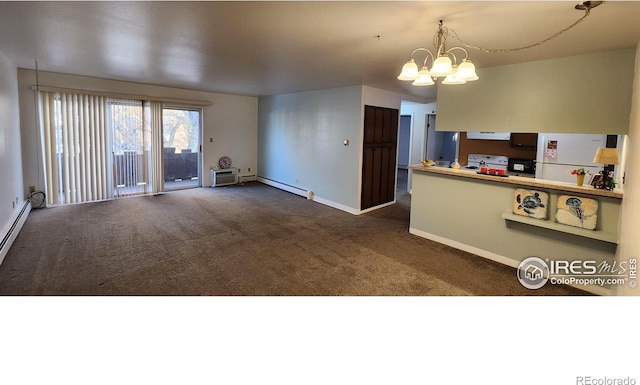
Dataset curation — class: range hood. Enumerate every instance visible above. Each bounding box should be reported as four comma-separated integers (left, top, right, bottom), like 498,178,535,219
466,132,511,140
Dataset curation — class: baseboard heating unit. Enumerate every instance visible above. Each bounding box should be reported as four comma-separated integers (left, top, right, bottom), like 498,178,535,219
257,176,309,198
0,200,31,266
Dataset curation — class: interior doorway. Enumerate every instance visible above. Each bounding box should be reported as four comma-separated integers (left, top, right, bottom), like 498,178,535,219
162,107,202,191
396,115,412,194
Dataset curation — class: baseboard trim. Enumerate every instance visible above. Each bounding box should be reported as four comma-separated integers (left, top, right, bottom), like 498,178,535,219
257,177,360,215
0,200,32,266
312,196,359,215
409,227,611,296
409,227,518,268
357,201,396,215
257,176,308,198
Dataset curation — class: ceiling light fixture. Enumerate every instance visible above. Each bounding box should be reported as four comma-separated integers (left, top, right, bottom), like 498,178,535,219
397,1,603,87
397,20,477,87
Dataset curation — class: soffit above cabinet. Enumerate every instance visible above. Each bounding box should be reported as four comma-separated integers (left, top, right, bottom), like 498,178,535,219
436,48,635,135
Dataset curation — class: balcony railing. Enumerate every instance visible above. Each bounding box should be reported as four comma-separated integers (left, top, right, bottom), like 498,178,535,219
163,147,198,182
112,148,199,194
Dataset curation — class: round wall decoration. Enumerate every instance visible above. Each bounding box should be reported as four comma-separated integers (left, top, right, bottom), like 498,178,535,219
218,156,232,169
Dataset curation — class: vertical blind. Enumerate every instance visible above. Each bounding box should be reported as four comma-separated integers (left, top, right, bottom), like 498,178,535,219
39,92,166,205
40,92,110,205
146,101,164,194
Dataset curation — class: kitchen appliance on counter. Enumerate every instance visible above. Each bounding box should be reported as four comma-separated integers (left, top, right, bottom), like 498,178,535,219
535,133,605,183
465,154,509,173
507,158,536,178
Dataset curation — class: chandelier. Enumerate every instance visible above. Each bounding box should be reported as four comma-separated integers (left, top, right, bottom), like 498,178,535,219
397,1,602,86
397,20,477,86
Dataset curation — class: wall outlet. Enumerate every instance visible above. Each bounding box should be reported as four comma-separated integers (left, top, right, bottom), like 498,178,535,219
12,201,15,209
248,167,251,172
29,185,36,193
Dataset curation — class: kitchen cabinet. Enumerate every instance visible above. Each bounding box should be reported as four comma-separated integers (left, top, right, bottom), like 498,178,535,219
510,133,538,149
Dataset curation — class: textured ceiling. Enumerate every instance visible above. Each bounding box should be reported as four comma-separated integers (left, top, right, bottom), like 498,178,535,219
1,1,640,100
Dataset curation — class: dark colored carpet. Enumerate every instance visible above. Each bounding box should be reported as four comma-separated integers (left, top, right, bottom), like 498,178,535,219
0,179,587,295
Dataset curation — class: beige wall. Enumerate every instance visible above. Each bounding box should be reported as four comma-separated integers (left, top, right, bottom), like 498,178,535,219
0,50,24,248
17,69,258,192
410,170,620,295
615,43,640,295
437,48,636,135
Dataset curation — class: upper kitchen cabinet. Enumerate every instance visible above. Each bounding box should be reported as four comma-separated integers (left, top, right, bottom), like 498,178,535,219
436,48,635,135
510,133,538,149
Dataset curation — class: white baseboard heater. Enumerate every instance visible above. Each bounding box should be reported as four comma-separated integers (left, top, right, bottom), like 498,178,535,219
211,168,238,187
0,200,31,266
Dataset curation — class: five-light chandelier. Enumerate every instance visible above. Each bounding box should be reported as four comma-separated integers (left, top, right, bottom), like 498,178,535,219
397,20,477,86
397,1,603,86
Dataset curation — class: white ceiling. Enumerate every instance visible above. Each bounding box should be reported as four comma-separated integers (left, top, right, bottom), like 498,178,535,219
1,1,640,100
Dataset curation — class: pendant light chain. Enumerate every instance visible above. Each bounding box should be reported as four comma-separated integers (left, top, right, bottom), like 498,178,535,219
447,8,592,54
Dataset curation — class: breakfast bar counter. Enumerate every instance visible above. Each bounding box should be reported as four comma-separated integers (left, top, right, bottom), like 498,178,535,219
407,165,623,199
407,165,623,295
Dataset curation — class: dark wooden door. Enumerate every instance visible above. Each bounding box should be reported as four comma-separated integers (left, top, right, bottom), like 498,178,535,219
361,105,399,210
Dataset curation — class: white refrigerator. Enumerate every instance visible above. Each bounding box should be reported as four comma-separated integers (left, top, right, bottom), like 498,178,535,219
535,133,606,183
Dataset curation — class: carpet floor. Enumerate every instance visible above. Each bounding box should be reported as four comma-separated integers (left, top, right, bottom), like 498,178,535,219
0,181,587,295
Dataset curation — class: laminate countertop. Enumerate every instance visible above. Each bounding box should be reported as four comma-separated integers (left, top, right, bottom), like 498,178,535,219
408,165,623,199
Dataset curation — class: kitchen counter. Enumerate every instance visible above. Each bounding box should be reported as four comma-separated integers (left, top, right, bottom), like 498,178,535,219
408,165,623,199
408,164,622,295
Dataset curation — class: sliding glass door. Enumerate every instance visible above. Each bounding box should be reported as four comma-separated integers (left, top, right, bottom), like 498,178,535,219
40,91,203,205
162,107,201,190
110,99,150,197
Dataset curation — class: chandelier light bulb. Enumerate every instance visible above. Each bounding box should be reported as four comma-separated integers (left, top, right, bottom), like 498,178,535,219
397,59,419,80
456,59,479,81
412,67,435,86
430,56,454,77
442,66,466,84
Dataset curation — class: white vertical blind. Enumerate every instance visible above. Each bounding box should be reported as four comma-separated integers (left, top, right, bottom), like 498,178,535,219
145,101,164,193
39,92,195,205
40,92,58,204
40,92,110,205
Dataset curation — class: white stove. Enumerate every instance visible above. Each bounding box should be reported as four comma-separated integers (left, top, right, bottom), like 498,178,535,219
465,154,509,171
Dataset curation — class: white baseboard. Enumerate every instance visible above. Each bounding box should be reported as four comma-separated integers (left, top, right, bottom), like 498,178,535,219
409,227,611,296
410,227,519,268
312,195,359,215
357,201,396,215
0,200,32,266
257,176,308,198
257,177,362,214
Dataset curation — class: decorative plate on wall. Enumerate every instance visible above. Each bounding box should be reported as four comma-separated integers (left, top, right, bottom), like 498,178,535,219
513,188,548,220
218,156,232,169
